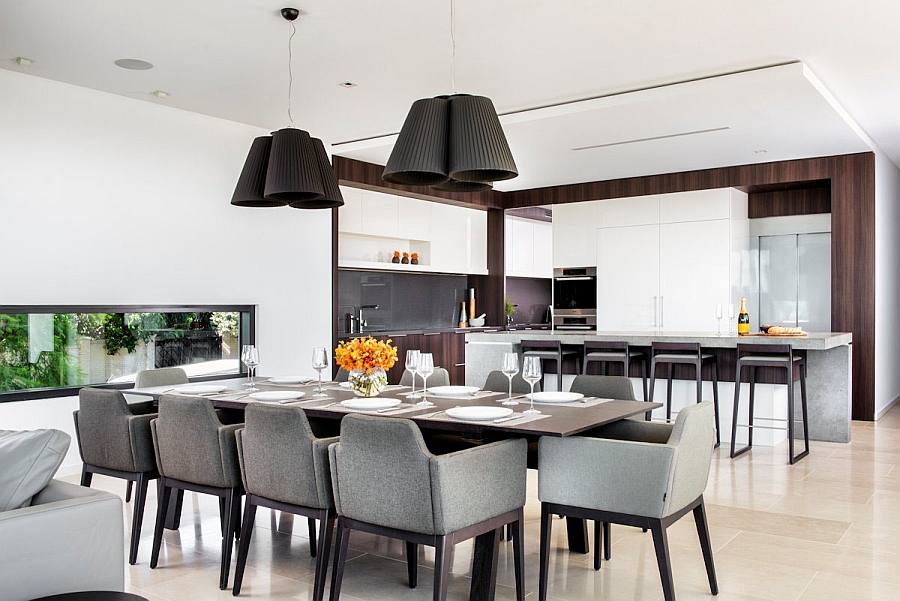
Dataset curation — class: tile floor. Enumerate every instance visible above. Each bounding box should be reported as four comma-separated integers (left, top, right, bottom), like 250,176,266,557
65,405,900,601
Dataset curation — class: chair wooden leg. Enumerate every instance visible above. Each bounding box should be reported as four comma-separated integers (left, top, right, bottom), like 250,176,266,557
731,363,749,458
232,491,242,540
219,496,227,537
313,509,335,601
748,366,756,448
693,498,718,595
593,521,602,570
711,360,721,447
150,480,171,569
80,465,92,487
800,362,810,458
233,498,257,596
433,535,452,601
539,504,552,601
647,360,658,420
406,541,418,588
308,517,318,557
604,521,611,560
329,518,351,601
512,511,525,601
641,358,649,402
666,363,674,421
128,472,150,565
126,480,133,503
220,488,240,590
650,520,676,601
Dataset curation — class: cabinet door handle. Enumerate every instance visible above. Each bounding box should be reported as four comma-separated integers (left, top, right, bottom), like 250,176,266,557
390,334,407,338
660,295,664,328
424,332,441,336
652,296,658,327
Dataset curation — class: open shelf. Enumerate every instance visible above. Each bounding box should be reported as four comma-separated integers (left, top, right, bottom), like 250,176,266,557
338,259,487,276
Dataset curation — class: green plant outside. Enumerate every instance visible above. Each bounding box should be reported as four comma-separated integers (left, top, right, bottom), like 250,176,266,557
0,313,83,391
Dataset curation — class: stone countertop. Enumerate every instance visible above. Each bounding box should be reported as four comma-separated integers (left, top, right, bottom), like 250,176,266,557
464,330,852,351
339,326,506,338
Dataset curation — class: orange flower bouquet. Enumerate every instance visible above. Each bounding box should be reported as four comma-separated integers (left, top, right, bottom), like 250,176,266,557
334,337,398,397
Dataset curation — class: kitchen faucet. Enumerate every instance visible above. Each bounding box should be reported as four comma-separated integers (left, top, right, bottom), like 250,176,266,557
359,305,379,333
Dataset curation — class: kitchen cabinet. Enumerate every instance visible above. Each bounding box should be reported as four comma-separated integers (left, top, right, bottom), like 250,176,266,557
532,221,553,277
553,201,600,268
506,216,553,278
398,196,430,240
596,224,660,330
360,189,399,238
337,186,363,234
597,194,659,228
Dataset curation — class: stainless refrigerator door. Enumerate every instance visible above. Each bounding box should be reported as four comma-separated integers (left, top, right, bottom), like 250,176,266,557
798,232,832,332
759,234,799,327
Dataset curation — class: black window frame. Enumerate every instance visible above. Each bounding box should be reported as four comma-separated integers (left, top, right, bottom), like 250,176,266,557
0,304,256,403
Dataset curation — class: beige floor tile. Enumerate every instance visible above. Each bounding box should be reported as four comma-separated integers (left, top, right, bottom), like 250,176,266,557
798,570,900,601
703,503,850,544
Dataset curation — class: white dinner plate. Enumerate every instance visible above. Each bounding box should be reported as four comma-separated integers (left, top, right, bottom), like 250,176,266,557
341,397,402,411
446,406,513,421
527,391,584,403
172,384,228,395
268,376,309,385
248,391,305,402
427,385,480,397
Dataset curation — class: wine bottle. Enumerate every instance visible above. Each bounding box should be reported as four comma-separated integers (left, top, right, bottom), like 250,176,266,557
738,297,750,335
458,302,468,328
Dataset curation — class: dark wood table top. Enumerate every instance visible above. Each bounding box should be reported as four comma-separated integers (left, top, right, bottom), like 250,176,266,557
132,378,660,439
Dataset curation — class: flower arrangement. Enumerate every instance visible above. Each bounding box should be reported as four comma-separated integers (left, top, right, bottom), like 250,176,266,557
402,252,410,264
335,336,398,374
392,251,401,264
410,252,419,265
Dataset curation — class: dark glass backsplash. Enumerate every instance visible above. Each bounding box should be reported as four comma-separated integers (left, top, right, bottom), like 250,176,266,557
338,270,470,334
507,276,552,325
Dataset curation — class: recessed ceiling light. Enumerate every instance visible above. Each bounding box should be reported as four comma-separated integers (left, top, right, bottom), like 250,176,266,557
754,149,768,154
12,56,33,67
337,82,358,88
151,90,169,99
114,58,154,70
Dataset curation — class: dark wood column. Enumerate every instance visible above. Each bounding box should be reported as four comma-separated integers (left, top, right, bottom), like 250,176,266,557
468,209,506,327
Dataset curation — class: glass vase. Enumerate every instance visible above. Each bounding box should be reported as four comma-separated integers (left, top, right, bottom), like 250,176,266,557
348,367,388,397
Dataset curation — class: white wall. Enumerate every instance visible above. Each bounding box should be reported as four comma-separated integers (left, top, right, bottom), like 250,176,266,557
875,149,900,418
0,69,333,472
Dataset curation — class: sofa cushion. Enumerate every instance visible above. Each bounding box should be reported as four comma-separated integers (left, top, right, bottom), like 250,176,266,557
0,429,71,511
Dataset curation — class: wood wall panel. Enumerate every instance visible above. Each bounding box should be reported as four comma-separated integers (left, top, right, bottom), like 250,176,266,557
748,185,831,218
467,208,506,328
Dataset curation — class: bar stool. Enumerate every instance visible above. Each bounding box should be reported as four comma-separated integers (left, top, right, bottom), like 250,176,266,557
731,343,809,464
522,339,581,391
582,341,648,401
648,342,721,447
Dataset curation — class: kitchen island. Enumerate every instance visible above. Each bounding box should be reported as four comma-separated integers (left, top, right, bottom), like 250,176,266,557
465,330,852,443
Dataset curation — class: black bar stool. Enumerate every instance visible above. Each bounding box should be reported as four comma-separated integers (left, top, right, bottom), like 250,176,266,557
648,342,721,447
521,339,581,391
582,340,648,401
731,343,810,464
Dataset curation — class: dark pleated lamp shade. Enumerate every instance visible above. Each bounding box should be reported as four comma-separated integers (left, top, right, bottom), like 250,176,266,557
264,128,325,202
231,136,286,207
448,95,517,183
290,137,344,209
382,97,450,186
431,178,493,192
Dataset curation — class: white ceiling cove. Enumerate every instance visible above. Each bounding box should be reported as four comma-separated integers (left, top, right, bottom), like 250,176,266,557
0,0,895,188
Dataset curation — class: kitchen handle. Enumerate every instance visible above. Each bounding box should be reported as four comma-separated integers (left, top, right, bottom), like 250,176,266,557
659,296,664,328
652,296,658,328
554,276,594,281
424,332,441,336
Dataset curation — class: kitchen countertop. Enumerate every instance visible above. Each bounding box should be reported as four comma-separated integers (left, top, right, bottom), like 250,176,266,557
465,329,852,351
339,325,505,338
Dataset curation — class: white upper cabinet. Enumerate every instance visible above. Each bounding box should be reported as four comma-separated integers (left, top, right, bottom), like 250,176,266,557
359,189,399,238
430,202,472,273
658,189,730,223
532,221,553,277
596,224,660,331
398,196,431,240
506,216,553,279
597,194,659,228
510,218,534,275
338,186,363,234
553,201,600,268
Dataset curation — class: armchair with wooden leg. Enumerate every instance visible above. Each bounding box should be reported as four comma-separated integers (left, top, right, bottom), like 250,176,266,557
538,402,718,601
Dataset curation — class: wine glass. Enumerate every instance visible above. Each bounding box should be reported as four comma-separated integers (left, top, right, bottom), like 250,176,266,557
416,353,435,408
312,347,329,397
522,356,542,415
716,304,723,335
728,303,736,332
405,349,421,398
242,345,260,391
501,352,520,406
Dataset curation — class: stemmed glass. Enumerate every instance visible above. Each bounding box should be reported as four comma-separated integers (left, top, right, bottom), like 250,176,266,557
501,352,520,406
312,347,329,397
241,345,260,391
416,353,435,408
716,304,724,336
522,356,542,415
728,303,736,333
405,349,421,398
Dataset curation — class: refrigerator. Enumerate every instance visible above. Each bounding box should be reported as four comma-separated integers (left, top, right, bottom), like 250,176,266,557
758,232,831,332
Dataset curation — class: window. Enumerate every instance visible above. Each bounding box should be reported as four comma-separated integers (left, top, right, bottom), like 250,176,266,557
0,305,255,401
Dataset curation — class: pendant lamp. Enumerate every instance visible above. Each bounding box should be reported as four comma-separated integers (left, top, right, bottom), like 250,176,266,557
230,8,343,209
382,0,517,190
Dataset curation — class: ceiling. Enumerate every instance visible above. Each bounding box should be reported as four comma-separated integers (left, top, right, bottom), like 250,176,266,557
1,0,896,189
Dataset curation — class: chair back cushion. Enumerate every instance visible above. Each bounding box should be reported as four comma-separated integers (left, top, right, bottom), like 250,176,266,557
151,394,240,488
134,367,188,388
482,370,540,394
570,375,635,400
237,403,332,508
334,367,350,383
330,414,436,534
399,367,451,388
0,429,70,511
75,388,141,472
664,402,716,516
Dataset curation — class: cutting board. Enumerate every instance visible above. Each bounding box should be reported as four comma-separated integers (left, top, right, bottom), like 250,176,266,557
739,332,808,337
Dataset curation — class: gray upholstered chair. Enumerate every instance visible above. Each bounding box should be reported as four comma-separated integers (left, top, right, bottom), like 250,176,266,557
569,374,636,400
328,414,527,601
482,370,541,395
150,394,244,590
334,367,350,383
73,387,158,565
134,367,188,389
233,404,338,600
537,403,718,601
399,366,451,388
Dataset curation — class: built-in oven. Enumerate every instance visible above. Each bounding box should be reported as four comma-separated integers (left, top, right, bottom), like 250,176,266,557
553,267,597,330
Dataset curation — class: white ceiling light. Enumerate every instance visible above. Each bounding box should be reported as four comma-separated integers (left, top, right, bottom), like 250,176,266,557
114,58,154,70
12,56,33,67
338,82,357,88
754,149,768,154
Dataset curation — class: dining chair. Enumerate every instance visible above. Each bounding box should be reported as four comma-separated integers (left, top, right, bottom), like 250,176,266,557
328,414,527,601
73,387,158,565
334,367,350,382
149,394,244,590
537,402,718,601
134,367,188,388
569,374,636,401
399,367,451,388
233,403,338,600
481,370,540,395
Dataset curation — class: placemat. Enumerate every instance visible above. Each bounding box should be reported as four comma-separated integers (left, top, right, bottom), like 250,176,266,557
304,401,423,415
418,411,551,427
530,396,614,408
399,390,503,401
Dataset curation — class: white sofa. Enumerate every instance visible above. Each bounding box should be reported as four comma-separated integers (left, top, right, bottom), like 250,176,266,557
0,478,124,601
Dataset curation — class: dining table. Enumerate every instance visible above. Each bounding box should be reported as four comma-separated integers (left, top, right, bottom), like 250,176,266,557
129,376,661,601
